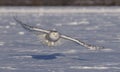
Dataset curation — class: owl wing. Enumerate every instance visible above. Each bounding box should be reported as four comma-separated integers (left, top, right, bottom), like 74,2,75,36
14,17,51,45
61,35,104,50
14,17,50,34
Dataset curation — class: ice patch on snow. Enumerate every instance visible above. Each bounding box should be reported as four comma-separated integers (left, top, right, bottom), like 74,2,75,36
70,66,108,70
96,40,106,43
12,55,32,59
78,21,89,25
9,22,16,26
85,26,100,30
62,49,77,54
18,31,25,35
115,35,120,41
69,22,78,25
101,48,114,52
102,62,120,66
0,66,16,70
5,25,10,29
36,23,41,26
70,66,120,70
0,42,5,46
68,21,89,26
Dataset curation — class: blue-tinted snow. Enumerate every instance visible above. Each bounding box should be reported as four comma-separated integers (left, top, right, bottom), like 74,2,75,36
0,7,120,72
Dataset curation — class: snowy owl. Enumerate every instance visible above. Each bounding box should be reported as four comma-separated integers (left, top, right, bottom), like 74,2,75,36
14,18,104,50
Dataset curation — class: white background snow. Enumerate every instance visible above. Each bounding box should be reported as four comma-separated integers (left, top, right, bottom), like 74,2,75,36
0,7,120,72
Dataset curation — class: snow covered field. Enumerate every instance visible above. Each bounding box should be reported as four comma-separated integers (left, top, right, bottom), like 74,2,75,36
0,7,120,72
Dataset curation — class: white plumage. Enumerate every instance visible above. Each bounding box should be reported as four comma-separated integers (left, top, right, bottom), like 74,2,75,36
14,18,104,50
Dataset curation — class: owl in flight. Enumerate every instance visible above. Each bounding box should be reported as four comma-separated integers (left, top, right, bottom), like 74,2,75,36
14,17,104,50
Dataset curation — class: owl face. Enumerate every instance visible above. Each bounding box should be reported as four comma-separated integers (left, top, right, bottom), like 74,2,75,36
46,31,60,42
49,31,60,41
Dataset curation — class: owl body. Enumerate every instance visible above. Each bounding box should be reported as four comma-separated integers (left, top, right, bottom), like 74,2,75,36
15,17,104,50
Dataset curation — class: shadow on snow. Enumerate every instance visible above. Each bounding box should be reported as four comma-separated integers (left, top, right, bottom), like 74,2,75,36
31,53,65,60
31,53,89,61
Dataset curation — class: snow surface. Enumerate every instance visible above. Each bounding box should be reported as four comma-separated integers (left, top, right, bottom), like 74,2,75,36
0,7,120,72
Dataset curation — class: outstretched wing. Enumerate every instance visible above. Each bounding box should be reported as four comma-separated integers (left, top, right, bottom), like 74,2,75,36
61,35,104,50
14,17,51,45
14,17,50,34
